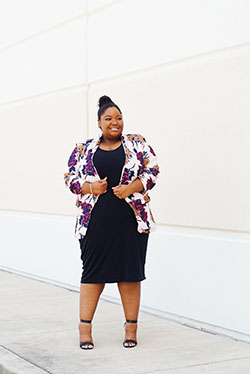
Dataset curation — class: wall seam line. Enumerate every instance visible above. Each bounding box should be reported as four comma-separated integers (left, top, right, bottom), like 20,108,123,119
87,41,250,85
88,0,125,16
0,13,87,53
1,40,250,107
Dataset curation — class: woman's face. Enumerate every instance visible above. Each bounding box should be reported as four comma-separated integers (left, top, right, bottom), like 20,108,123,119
98,106,123,140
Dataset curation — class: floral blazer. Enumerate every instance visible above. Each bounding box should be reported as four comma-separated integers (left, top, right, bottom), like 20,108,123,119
64,133,160,239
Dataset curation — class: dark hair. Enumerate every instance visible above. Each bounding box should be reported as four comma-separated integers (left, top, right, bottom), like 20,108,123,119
97,95,122,120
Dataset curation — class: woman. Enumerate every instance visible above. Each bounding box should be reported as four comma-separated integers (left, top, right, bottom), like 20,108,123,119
64,95,160,349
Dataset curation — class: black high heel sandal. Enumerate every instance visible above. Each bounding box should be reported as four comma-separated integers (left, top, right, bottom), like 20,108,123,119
123,319,138,348
79,319,94,350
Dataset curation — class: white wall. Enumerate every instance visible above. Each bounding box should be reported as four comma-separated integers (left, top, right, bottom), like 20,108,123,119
1,0,250,343
88,0,250,82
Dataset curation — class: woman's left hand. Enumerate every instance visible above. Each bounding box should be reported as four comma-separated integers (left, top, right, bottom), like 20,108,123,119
112,184,131,199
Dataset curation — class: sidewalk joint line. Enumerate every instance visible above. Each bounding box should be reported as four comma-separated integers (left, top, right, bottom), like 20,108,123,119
0,345,53,374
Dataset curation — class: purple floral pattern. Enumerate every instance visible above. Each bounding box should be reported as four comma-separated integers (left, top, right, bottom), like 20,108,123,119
146,177,155,191
86,151,96,176
137,152,144,164
136,151,145,175
149,145,156,156
68,147,78,169
120,168,135,184
70,180,82,195
78,202,92,227
149,166,159,176
131,200,148,222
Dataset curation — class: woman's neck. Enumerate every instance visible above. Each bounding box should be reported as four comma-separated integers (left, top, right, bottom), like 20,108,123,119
101,135,121,145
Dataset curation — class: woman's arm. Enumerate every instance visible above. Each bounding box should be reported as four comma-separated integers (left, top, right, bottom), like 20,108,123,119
127,177,144,194
81,181,92,194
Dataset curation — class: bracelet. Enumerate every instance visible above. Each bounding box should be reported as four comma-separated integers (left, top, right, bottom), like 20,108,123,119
89,182,93,194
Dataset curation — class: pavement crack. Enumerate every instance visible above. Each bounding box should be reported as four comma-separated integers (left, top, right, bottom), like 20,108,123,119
0,344,53,374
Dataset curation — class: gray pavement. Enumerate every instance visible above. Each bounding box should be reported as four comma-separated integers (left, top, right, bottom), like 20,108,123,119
0,270,250,374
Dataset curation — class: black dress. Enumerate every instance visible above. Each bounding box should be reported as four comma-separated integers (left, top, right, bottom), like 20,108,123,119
79,143,149,283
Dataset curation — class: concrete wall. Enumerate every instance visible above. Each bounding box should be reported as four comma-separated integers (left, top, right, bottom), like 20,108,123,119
1,0,250,343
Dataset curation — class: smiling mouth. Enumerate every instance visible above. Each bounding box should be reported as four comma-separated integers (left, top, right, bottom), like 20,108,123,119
110,128,120,131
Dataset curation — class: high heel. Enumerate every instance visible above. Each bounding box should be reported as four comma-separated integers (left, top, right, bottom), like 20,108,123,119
123,319,137,348
79,319,94,350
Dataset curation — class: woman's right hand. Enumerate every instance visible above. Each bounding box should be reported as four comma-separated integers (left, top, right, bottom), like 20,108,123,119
92,177,108,195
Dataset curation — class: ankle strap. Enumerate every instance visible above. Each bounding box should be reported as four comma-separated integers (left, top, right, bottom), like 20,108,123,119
80,319,92,323
126,319,137,323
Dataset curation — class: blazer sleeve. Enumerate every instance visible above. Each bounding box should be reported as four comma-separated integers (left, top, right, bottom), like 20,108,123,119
64,143,87,195
138,137,160,194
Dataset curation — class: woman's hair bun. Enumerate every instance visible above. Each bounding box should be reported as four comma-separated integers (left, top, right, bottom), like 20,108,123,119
98,95,114,108
97,95,121,120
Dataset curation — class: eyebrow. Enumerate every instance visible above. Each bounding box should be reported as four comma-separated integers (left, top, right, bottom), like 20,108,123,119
104,114,122,118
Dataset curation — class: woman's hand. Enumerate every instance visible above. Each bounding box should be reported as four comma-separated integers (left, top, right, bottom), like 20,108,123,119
92,177,108,195
112,184,131,199
112,178,144,199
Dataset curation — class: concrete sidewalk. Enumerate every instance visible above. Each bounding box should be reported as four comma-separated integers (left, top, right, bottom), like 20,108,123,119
0,270,250,374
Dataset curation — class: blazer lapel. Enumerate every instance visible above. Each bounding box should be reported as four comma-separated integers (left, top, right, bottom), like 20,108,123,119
84,135,103,180
119,134,136,184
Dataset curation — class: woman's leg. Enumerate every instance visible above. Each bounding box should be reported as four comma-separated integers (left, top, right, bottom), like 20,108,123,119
79,283,105,347
117,281,141,347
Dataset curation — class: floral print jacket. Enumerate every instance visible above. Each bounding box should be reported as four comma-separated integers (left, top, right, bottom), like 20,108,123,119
64,133,160,239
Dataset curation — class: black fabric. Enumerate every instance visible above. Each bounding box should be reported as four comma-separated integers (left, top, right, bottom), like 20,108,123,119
79,143,149,283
